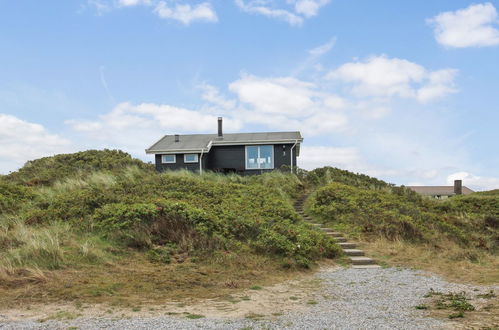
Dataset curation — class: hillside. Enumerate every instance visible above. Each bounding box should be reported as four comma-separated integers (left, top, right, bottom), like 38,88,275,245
3,149,153,186
1,151,497,309
0,150,340,307
305,167,499,283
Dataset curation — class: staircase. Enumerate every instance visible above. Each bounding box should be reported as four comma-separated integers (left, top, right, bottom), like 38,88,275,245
294,194,381,269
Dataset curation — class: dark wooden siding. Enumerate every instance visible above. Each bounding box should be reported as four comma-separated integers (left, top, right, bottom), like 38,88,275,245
155,144,298,175
155,153,206,172
205,144,297,175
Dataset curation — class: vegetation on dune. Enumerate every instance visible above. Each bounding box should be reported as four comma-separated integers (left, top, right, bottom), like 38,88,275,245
3,149,153,186
0,150,341,304
1,150,497,307
305,167,499,283
305,166,392,190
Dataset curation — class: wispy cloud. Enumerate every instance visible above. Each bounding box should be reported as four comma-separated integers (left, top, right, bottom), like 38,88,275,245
154,1,218,25
291,37,336,76
118,0,152,7
87,0,218,25
308,37,336,57
99,66,115,104
234,0,331,26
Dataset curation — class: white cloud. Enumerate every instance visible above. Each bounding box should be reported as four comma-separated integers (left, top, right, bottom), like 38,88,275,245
118,0,151,7
292,37,336,76
0,114,71,174
228,74,349,135
235,0,303,26
294,0,330,18
234,0,330,26
308,37,336,57
327,55,458,103
66,102,242,154
87,0,112,14
229,75,316,115
154,1,218,24
447,171,499,191
428,3,499,48
198,83,236,111
87,0,217,25
299,146,362,170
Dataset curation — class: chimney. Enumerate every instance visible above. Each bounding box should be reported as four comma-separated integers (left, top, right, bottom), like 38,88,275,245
454,180,462,195
217,117,223,137
174,134,179,142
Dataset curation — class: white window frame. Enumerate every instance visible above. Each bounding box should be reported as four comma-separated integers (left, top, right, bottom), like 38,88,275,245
161,154,176,164
245,145,274,170
184,154,199,163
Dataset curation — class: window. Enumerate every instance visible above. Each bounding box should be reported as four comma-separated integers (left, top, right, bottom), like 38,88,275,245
161,155,176,164
184,154,199,163
245,145,274,170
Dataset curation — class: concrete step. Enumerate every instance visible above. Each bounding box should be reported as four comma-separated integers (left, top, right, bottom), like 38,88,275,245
349,256,376,265
352,265,382,269
311,223,322,227
338,242,356,249
320,227,334,232
333,237,347,242
343,249,365,256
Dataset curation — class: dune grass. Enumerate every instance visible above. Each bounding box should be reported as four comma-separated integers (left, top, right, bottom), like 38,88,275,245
0,150,343,308
305,168,499,284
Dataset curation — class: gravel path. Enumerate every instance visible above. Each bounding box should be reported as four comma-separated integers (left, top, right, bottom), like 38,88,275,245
0,267,491,330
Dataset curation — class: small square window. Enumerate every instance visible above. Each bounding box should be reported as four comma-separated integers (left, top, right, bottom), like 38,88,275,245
161,155,176,164
184,154,199,163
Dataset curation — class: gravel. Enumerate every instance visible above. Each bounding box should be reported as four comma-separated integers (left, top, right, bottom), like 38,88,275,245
0,267,490,330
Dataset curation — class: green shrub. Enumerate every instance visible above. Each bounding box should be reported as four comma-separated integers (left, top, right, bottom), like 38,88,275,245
147,245,176,264
0,181,34,214
5,149,153,186
1,152,345,273
304,166,392,190
307,182,477,244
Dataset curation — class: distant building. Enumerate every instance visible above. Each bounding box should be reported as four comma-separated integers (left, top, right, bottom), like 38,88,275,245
145,117,303,175
407,180,474,199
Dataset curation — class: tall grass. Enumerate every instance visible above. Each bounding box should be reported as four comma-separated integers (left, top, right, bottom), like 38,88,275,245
0,218,113,286
1,152,340,288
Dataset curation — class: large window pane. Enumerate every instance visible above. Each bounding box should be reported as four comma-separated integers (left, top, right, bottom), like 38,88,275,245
246,146,258,169
246,145,274,169
259,145,273,169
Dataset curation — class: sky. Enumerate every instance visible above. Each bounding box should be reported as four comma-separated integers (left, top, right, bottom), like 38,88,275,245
1,0,498,190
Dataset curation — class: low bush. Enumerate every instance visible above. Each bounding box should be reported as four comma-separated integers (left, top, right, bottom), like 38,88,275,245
307,170,499,256
308,182,443,242
1,151,341,281
0,181,34,214
5,149,153,186
304,166,392,190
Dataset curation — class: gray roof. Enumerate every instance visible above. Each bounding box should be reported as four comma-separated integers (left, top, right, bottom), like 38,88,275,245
146,131,303,154
407,186,474,196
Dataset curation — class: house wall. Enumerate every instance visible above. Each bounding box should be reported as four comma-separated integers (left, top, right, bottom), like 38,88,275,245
155,153,206,172
205,144,297,175
155,144,298,175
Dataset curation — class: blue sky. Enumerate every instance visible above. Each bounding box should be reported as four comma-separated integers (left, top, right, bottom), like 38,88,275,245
1,0,498,190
